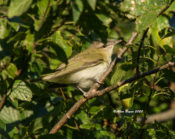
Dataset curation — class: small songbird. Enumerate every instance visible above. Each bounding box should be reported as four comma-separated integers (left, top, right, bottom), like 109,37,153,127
40,40,121,95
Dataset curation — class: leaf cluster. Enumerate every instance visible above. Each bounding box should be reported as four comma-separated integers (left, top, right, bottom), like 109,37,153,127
0,0,175,138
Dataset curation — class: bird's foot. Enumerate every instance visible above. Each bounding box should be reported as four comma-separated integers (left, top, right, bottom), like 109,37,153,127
95,79,104,85
77,87,88,97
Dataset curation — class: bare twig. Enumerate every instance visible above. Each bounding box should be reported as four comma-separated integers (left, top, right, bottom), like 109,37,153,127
0,79,15,111
0,94,7,111
137,108,175,123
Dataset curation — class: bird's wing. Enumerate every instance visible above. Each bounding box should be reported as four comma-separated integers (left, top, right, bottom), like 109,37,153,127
41,49,104,80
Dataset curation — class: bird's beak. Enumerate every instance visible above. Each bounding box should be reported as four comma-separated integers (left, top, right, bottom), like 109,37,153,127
106,40,122,46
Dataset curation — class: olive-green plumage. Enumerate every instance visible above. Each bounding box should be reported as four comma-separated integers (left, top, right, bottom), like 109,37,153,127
41,40,121,90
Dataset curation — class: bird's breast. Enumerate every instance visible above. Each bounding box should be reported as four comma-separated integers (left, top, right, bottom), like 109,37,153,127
70,62,109,89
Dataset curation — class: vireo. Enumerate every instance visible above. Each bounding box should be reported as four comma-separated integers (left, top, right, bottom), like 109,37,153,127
40,40,121,95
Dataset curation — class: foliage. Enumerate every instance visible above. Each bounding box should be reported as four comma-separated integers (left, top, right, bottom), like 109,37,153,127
0,0,175,138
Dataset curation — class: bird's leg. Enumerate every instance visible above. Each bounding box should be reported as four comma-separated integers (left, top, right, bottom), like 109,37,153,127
93,78,104,85
77,87,88,97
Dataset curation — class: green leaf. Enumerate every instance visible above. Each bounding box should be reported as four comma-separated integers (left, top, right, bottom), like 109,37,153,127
122,97,133,109
0,106,20,124
48,42,68,68
33,0,51,31
32,117,44,133
111,63,133,85
151,22,165,51
96,14,112,26
8,0,33,18
120,0,168,32
0,19,11,39
7,32,26,44
75,111,91,127
0,106,33,124
9,80,32,102
72,0,84,23
48,31,72,69
37,0,50,16
162,28,175,39
95,130,116,139
2,63,17,79
165,1,175,13
89,106,105,116
87,0,96,10
136,13,157,31
52,31,72,58
20,109,33,120
23,31,35,53
8,21,20,32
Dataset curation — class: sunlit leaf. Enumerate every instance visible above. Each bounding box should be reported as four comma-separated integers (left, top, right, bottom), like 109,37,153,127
9,80,32,102
8,0,33,18
122,97,133,109
96,14,112,26
0,106,20,124
0,19,11,39
72,0,84,22
2,63,17,79
87,0,96,10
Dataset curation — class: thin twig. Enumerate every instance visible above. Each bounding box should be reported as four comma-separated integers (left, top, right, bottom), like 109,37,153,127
45,18,67,38
59,88,66,101
157,0,174,17
141,56,160,125
136,28,149,76
43,0,50,18
0,79,15,111
0,94,7,111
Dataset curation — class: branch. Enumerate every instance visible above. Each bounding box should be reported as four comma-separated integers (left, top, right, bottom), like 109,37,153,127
49,32,138,134
0,94,7,111
137,108,175,123
91,62,174,98
0,79,15,111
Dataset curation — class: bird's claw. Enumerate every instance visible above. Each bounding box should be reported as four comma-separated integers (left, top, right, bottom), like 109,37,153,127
77,87,88,98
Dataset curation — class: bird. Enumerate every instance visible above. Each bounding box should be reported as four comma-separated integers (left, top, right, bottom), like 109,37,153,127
35,40,121,95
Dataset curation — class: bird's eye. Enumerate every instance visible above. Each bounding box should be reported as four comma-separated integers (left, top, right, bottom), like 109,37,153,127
102,45,106,48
